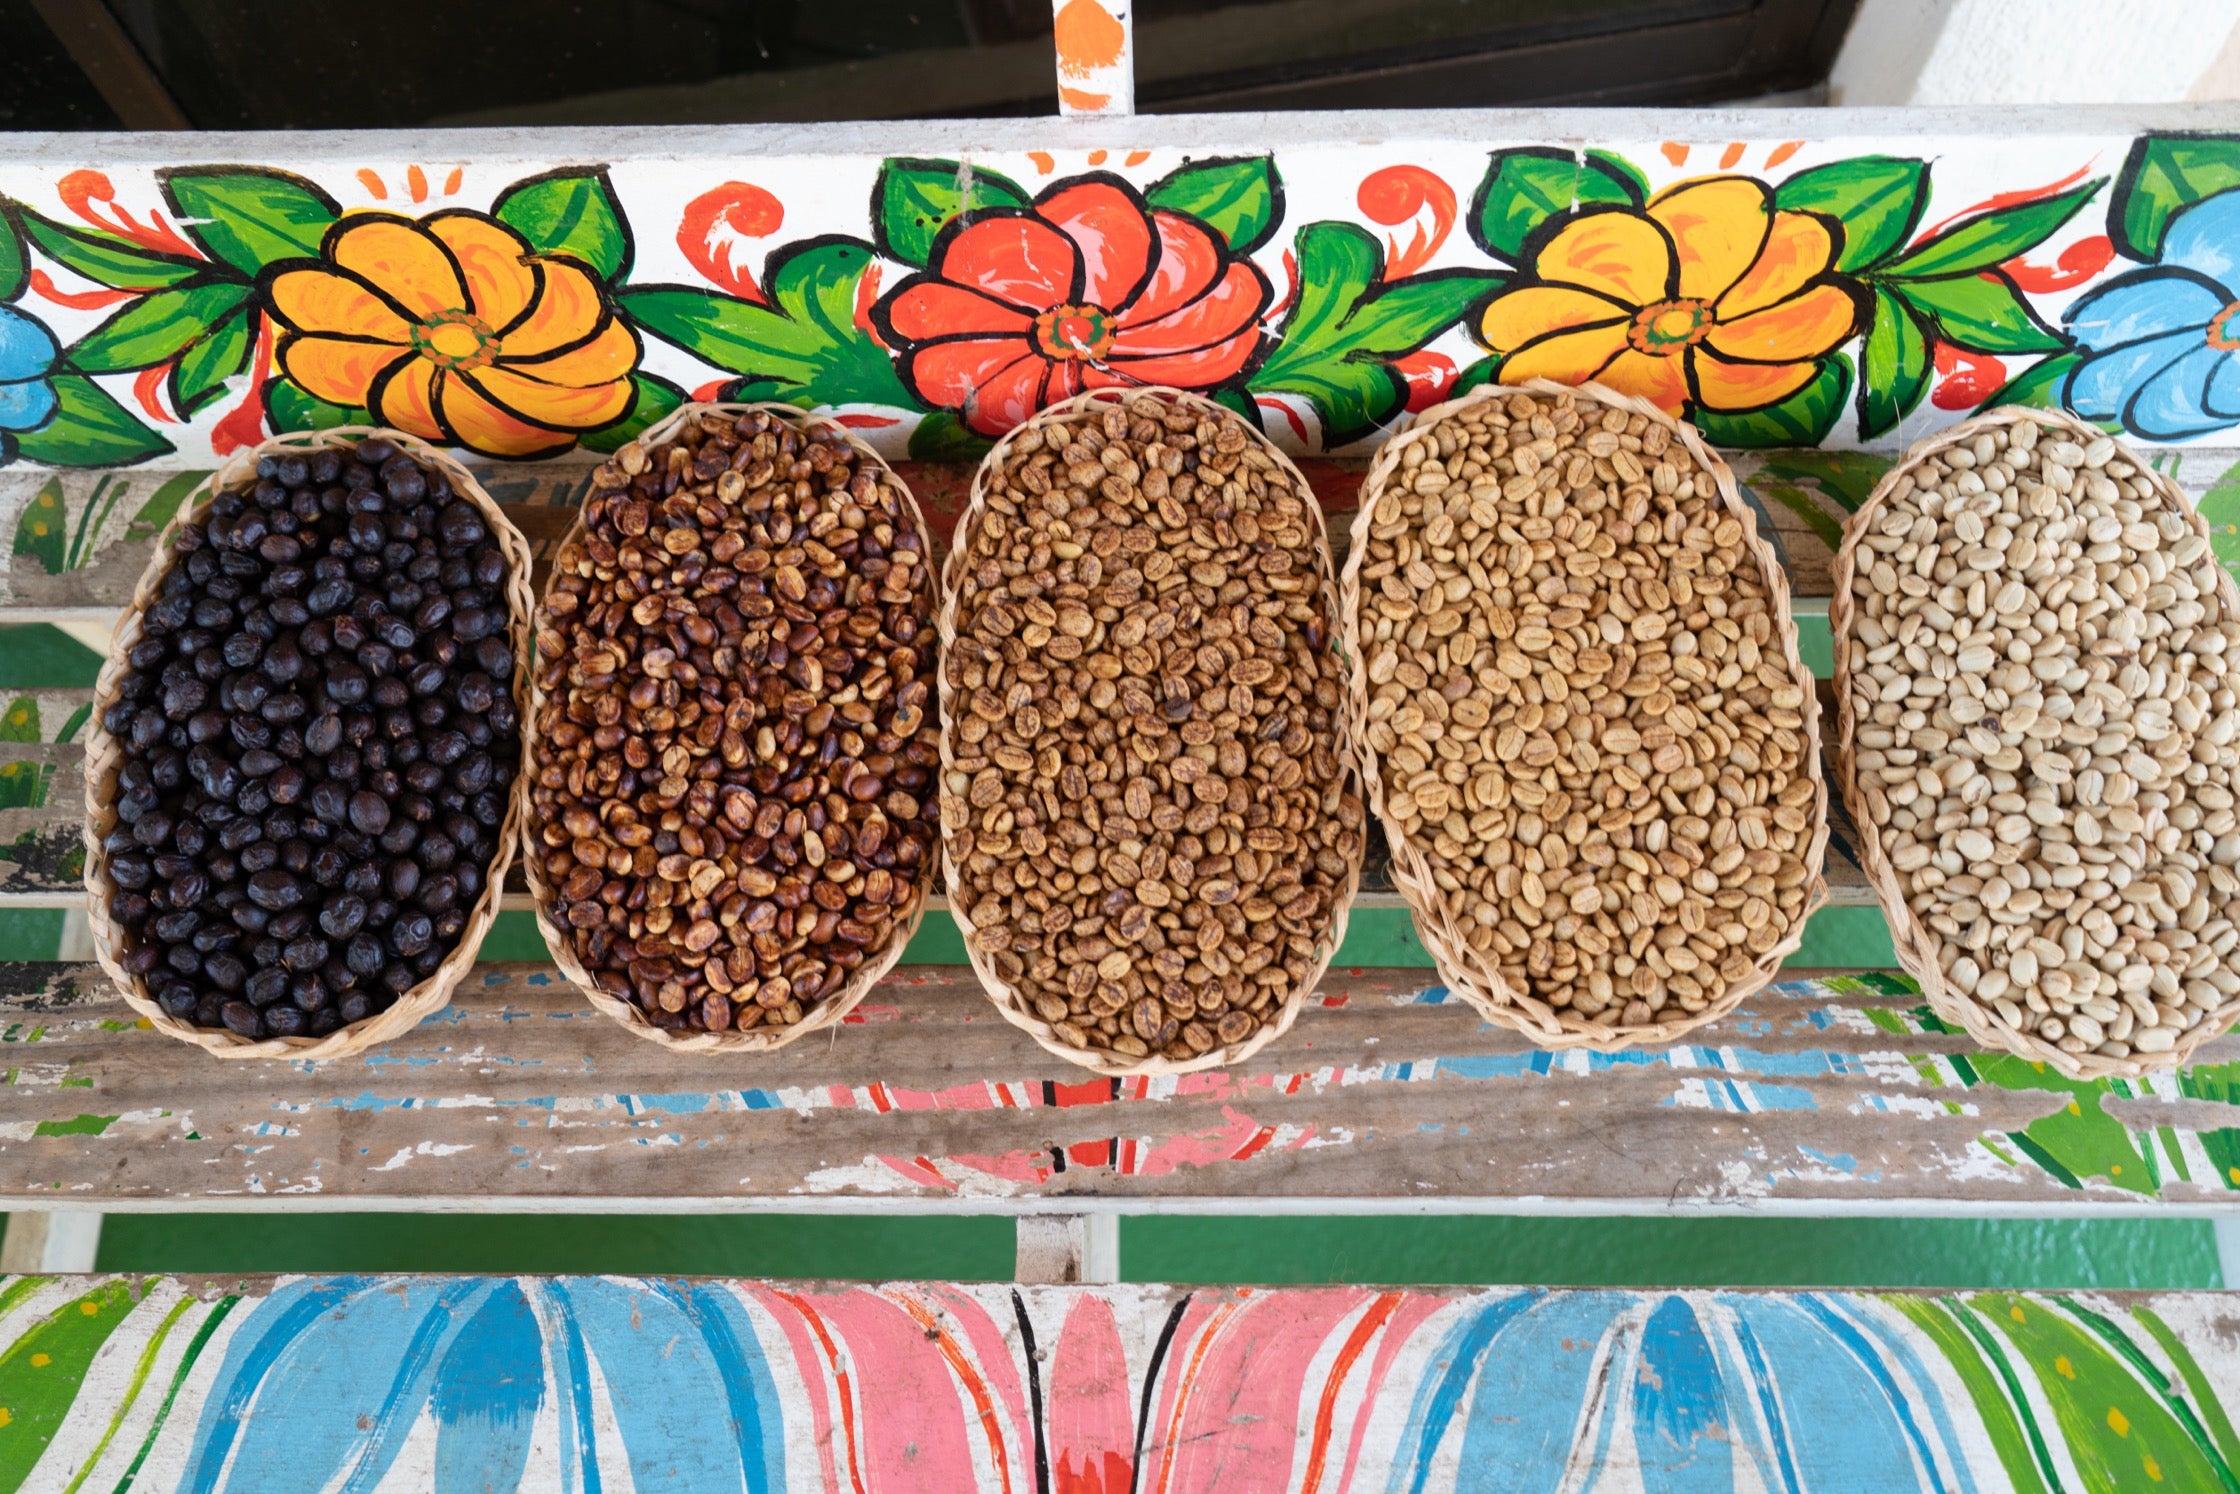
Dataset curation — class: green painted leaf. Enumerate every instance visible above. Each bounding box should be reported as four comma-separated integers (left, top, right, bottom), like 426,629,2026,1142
11,478,65,575
1145,156,1281,253
66,282,250,374
266,375,366,434
0,1279,148,1489
1976,1293,2227,1491
1881,179,2105,279
53,702,89,746
1749,478,1845,554
1250,222,1500,447
1451,356,1501,400
125,470,210,543
0,697,43,743
2131,1305,2240,1474
1891,270,2066,354
16,215,205,292
1883,1296,2052,1494
909,409,993,462
872,158,1029,268
2114,135,2240,260
1693,353,1851,448
1754,449,1894,513
0,210,24,303
1858,284,1931,438
1979,350,2080,415
160,168,338,274
1967,1051,2160,1194
0,757,50,808
10,376,170,467
1772,156,1928,271
170,309,253,416
110,1295,238,1491
493,168,631,281
622,238,915,412
578,372,686,452
1470,147,1642,264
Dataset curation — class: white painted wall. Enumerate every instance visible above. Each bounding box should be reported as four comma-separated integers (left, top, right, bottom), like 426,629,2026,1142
1833,0,2240,104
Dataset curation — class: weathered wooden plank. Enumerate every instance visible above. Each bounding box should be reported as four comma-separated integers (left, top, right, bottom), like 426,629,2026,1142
4,1274,2235,1489
2,964,2236,1211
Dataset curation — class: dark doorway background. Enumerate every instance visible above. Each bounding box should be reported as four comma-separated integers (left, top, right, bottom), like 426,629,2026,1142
7,0,1856,131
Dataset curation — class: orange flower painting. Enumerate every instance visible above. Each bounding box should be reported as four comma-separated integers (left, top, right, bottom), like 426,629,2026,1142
1476,177,1865,417
265,211,640,457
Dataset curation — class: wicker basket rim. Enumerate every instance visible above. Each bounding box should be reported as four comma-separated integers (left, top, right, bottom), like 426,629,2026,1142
1828,403,2240,1080
1339,377,1830,1052
518,400,940,1053
936,384,1363,1077
81,426,533,1060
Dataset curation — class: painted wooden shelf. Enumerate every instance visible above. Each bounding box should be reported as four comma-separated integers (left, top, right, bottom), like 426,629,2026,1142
4,1274,2233,1490
4,963,2236,1215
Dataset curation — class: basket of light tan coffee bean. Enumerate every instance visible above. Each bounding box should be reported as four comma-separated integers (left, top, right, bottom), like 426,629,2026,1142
1833,407,2240,1078
1343,380,1828,1050
939,387,1364,1075
525,403,942,1052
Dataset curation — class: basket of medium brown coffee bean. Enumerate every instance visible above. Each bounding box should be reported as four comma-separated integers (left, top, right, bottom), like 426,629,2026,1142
1834,407,2240,1078
83,429,532,1058
1343,381,1827,1050
940,387,1364,1076
526,403,941,1051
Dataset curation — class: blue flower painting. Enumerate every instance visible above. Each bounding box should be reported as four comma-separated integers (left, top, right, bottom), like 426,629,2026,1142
0,304,58,441
2066,189,2240,439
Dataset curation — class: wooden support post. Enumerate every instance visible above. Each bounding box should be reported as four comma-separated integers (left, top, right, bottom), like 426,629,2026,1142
1051,0,1132,116
0,1212,102,1273
1016,1213,1120,1283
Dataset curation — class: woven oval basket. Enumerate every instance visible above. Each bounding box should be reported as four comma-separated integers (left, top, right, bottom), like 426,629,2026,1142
523,401,939,1053
939,386,1363,1077
1831,405,2240,1080
1342,379,1829,1051
83,427,535,1060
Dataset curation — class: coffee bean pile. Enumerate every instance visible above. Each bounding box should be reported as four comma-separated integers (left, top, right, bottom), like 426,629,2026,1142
97,439,520,1042
531,410,940,1034
945,394,1361,1064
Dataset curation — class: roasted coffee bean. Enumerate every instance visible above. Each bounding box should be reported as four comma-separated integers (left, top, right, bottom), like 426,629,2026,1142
98,438,519,1041
532,409,940,1033
944,394,1361,1063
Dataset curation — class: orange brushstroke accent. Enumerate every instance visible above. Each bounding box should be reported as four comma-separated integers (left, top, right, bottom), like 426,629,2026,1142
1357,165,1457,279
854,261,885,339
1766,140,1804,169
1054,0,1127,77
1271,247,1299,319
1299,1295,1403,1494
356,169,387,200
407,165,428,203
692,377,731,402
834,413,900,429
770,1291,870,1494
1662,143,1689,166
1932,340,2007,410
1124,150,1150,166
212,315,277,456
57,170,199,257
1718,142,1745,169
29,269,132,310
1087,149,1108,166
1058,87,1111,111
1917,162,2095,241
677,181,783,303
1153,1294,1250,1493
2007,233,2116,292
132,365,177,424
1028,152,1057,175
895,1295,1015,1494
443,166,463,195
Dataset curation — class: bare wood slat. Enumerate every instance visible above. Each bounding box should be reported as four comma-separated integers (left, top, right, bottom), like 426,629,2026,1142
2,962,2234,1212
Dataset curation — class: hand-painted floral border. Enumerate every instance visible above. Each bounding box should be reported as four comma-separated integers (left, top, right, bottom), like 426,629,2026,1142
2,130,2236,469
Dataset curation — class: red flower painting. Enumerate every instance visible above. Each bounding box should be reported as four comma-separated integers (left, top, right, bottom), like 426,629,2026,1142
873,175,1272,436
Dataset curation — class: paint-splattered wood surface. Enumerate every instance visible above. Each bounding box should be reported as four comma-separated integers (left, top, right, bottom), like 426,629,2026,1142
1,1274,2235,1490
4,965,2239,1211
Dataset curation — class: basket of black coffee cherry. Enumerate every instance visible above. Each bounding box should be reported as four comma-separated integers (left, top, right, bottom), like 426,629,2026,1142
83,429,532,1057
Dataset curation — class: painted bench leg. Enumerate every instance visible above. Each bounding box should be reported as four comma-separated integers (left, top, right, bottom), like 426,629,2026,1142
0,1212,103,1272
1015,1214,1120,1284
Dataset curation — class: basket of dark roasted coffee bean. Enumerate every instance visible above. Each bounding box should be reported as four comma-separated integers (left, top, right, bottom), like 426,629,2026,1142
83,430,532,1058
940,387,1364,1076
526,403,941,1051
